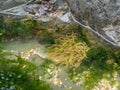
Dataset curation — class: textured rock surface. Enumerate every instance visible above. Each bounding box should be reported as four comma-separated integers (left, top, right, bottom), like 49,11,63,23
0,0,120,46
66,0,120,46
0,0,70,22
0,0,27,10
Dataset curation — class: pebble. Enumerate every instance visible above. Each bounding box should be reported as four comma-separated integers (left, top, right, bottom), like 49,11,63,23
0,73,4,76
9,74,12,77
52,76,62,86
17,75,22,78
65,78,67,80
1,77,5,79
9,85,15,90
39,76,42,80
64,85,67,87
69,87,73,90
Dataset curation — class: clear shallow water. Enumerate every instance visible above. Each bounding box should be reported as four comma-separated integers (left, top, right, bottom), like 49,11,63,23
1,39,120,90
0,39,80,90
0,39,47,58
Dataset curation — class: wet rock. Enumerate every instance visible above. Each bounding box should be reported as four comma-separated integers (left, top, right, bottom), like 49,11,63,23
0,0,27,10
0,0,120,46
57,12,71,23
66,0,120,46
103,25,120,44
0,0,69,23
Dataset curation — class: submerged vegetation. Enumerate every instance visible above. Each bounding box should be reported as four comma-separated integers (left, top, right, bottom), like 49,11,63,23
68,47,120,89
47,33,89,68
36,29,55,45
0,14,120,90
46,24,90,68
0,48,50,90
0,15,36,42
43,24,120,89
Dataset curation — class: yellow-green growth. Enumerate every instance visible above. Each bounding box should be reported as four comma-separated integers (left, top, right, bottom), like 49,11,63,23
46,32,89,68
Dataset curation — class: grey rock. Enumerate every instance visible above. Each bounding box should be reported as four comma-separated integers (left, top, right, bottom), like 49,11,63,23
66,0,120,46
0,0,27,10
0,0,69,22
0,0,120,46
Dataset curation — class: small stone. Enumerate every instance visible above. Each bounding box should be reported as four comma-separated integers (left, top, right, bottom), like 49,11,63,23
10,85,15,90
0,73,4,77
17,75,22,78
9,74,12,77
52,77,62,86
69,87,73,90
64,85,67,87
65,78,67,80
39,76,42,80
1,77,5,79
